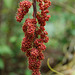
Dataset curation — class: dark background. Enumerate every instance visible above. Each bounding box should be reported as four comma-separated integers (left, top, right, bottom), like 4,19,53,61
0,0,75,75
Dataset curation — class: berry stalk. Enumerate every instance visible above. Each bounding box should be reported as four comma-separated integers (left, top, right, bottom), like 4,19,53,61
33,0,37,18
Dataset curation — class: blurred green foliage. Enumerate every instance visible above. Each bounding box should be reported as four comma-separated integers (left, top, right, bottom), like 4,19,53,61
0,0,75,75
0,45,12,55
0,58,4,69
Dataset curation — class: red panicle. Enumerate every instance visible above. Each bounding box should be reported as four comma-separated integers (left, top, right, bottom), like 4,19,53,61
16,0,51,75
16,1,32,22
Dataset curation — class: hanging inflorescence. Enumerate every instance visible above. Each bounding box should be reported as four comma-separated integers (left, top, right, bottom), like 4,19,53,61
16,0,51,75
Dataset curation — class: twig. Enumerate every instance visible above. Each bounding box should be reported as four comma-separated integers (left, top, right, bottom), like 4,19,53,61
33,0,37,18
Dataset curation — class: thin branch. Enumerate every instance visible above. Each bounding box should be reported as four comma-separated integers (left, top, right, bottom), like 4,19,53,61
33,0,37,18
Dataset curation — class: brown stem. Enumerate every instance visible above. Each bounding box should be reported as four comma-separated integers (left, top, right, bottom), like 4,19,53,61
33,0,37,18
32,0,37,45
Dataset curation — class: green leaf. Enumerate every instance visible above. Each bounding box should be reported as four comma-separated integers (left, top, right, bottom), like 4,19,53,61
0,58,4,69
9,36,17,43
3,0,13,8
0,45,13,55
25,69,31,75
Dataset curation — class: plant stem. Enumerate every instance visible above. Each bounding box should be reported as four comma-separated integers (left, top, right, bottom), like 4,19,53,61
32,0,37,44
33,0,37,18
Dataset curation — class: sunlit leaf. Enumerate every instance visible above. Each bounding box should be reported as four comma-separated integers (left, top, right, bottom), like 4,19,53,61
3,0,13,8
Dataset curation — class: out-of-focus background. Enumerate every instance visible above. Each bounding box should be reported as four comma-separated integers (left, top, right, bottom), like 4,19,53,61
0,0,75,75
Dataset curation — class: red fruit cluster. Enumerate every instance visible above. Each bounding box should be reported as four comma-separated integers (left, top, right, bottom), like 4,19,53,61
36,0,51,26
16,0,51,75
21,18,36,52
16,1,32,22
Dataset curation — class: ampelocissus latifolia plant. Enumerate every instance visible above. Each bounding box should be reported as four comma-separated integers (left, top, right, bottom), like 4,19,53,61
16,0,51,75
